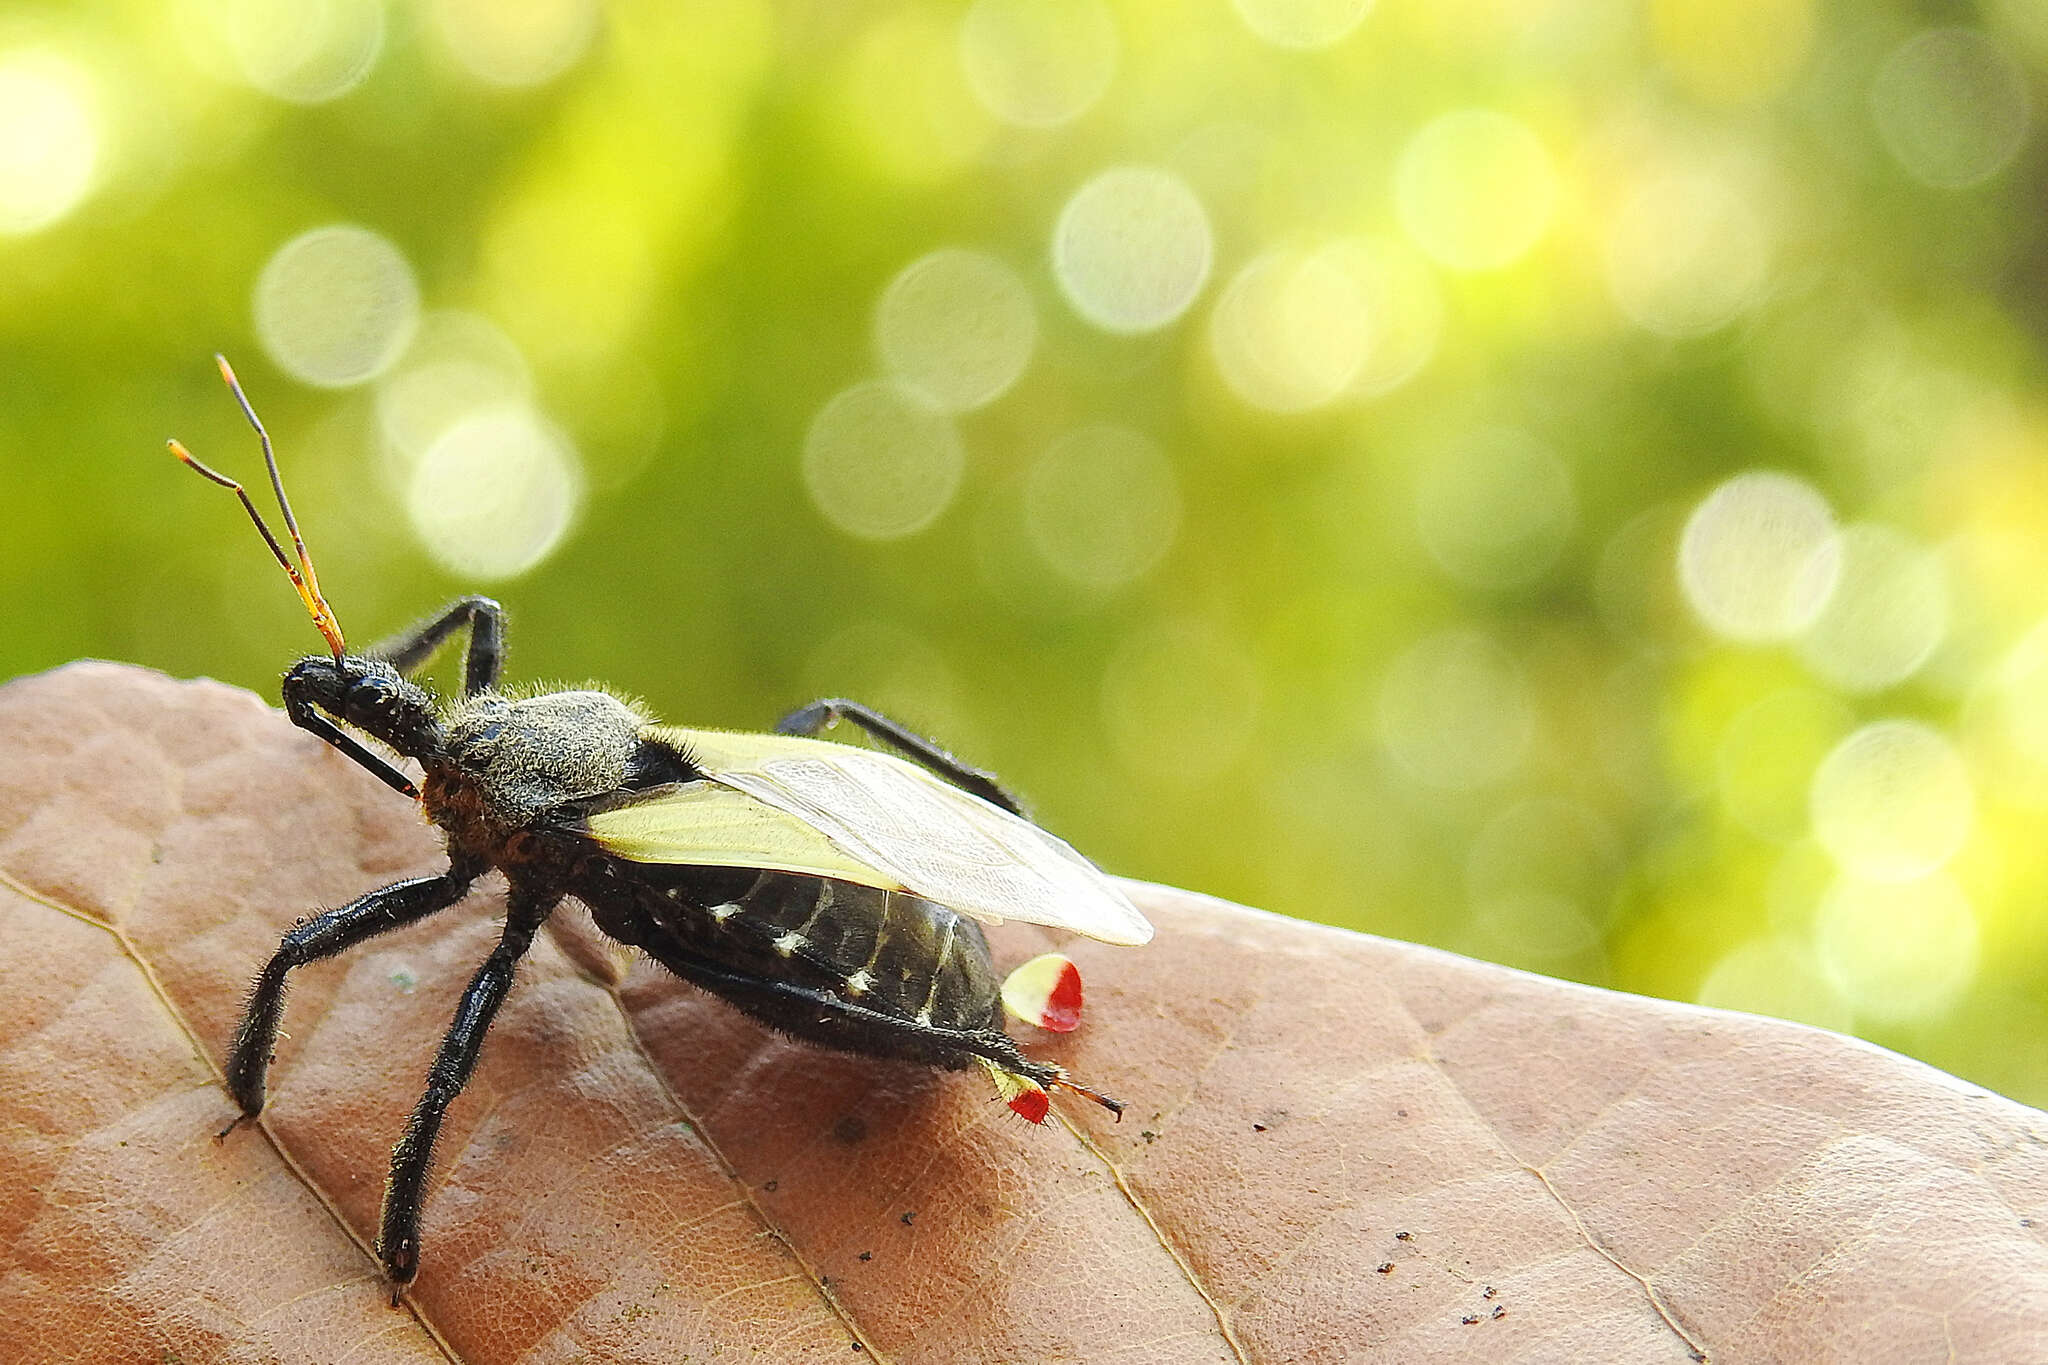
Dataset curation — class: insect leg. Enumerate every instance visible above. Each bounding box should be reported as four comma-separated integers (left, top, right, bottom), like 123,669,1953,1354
221,867,478,1129
368,595,506,695
774,698,1027,817
645,947,1093,1097
378,884,559,1297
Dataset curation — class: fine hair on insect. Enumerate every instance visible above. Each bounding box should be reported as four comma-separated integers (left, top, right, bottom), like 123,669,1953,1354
170,355,1153,1299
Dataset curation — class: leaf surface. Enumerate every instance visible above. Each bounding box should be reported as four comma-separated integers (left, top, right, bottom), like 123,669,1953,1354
2,663,2045,1363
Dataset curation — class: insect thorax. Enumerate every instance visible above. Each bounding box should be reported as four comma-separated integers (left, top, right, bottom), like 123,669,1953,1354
427,690,650,854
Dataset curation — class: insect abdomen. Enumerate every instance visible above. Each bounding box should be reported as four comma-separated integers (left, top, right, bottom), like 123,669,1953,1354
582,862,1007,1065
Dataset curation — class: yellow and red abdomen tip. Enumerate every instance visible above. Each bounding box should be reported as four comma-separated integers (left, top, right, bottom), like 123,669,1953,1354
974,1056,1053,1124
1000,952,1085,1033
1007,1085,1050,1124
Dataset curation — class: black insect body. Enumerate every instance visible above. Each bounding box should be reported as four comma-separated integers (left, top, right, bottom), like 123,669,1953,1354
171,357,1151,1298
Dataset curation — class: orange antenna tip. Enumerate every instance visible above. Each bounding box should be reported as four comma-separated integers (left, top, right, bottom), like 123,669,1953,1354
172,355,349,662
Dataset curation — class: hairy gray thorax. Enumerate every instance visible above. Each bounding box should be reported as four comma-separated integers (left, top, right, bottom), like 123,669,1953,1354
443,690,645,832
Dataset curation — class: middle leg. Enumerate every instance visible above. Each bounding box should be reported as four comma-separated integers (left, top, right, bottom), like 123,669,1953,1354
378,882,560,1297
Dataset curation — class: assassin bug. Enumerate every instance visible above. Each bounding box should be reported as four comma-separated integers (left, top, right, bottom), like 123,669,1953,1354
171,356,1151,1298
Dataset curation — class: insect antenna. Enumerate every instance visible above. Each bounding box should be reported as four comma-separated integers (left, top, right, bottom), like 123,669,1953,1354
167,355,347,660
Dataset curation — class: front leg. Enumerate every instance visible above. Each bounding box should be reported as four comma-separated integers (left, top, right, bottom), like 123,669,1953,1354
378,883,559,1298
221,867,477,1130
370,595,505,695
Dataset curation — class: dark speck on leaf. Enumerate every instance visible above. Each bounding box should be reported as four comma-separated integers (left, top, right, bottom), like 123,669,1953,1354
1252,1122,1267,1132
859,1251,872,1262
833,1115,868,1144
1482,1285,1496,1299
1395,1230,1412,1241
1397,1108,1408,1118
764,1179,779,1193
901,1211,916,1226
1376,1263,1394,1274
1462,1315,1480,1326
1492,1306,1506,1319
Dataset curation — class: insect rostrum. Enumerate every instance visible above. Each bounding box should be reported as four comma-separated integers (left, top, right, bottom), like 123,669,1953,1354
174,357,1152,1298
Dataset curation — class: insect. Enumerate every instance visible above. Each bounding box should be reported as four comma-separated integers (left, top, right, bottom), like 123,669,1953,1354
170,356,1152,1298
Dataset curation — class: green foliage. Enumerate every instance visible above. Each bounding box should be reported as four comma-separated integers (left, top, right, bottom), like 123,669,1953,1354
4,0,2046,1102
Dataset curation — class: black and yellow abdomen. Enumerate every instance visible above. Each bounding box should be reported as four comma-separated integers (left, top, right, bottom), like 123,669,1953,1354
576,859,1007,1068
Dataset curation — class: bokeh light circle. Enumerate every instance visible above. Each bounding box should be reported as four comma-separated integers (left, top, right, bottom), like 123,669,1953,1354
218,0,384,103
1230,0,1375,50
1973,617,2048,806
1696,937,1853,1033
1415,428,1575,591
375,311,533,476
1815,873,1979,1024
0,49,98,237
959,0,1117,128
1209,248,1372,413
802,381,965,541
1395,110,1557,272
1471,890,1600,967
254,224,421,389
405,407,582,581
1677,470,1840,642
1053,166,1214,333
425,0,600,88
1604,167,1770,337
1378,629,1534,791
1320,237,1444,399
1795,523,1949,693
1871,27,2031,190
875,248,1037,412
1024,425,1181,589
1810,720,1974,883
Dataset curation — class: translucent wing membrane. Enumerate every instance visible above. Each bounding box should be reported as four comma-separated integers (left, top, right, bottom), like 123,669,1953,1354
587,727,1155,947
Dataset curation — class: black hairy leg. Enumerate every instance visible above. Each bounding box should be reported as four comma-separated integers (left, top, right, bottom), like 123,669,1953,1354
378,881,560,1299
219,865,479,1135
369,595,505,695
775,697,1027,817
635,939,1068,1087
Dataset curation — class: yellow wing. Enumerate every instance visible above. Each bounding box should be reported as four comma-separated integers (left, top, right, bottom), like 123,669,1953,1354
579,779,907,891
585,727,1154,947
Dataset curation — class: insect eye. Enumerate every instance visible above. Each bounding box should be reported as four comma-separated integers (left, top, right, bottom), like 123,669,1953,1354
345,678,399,726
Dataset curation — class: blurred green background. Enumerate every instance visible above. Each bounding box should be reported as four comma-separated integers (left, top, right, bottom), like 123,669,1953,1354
5,0,2048,1104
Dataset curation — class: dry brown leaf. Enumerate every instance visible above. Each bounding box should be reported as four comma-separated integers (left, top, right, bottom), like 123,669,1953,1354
3,662,2046,1364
